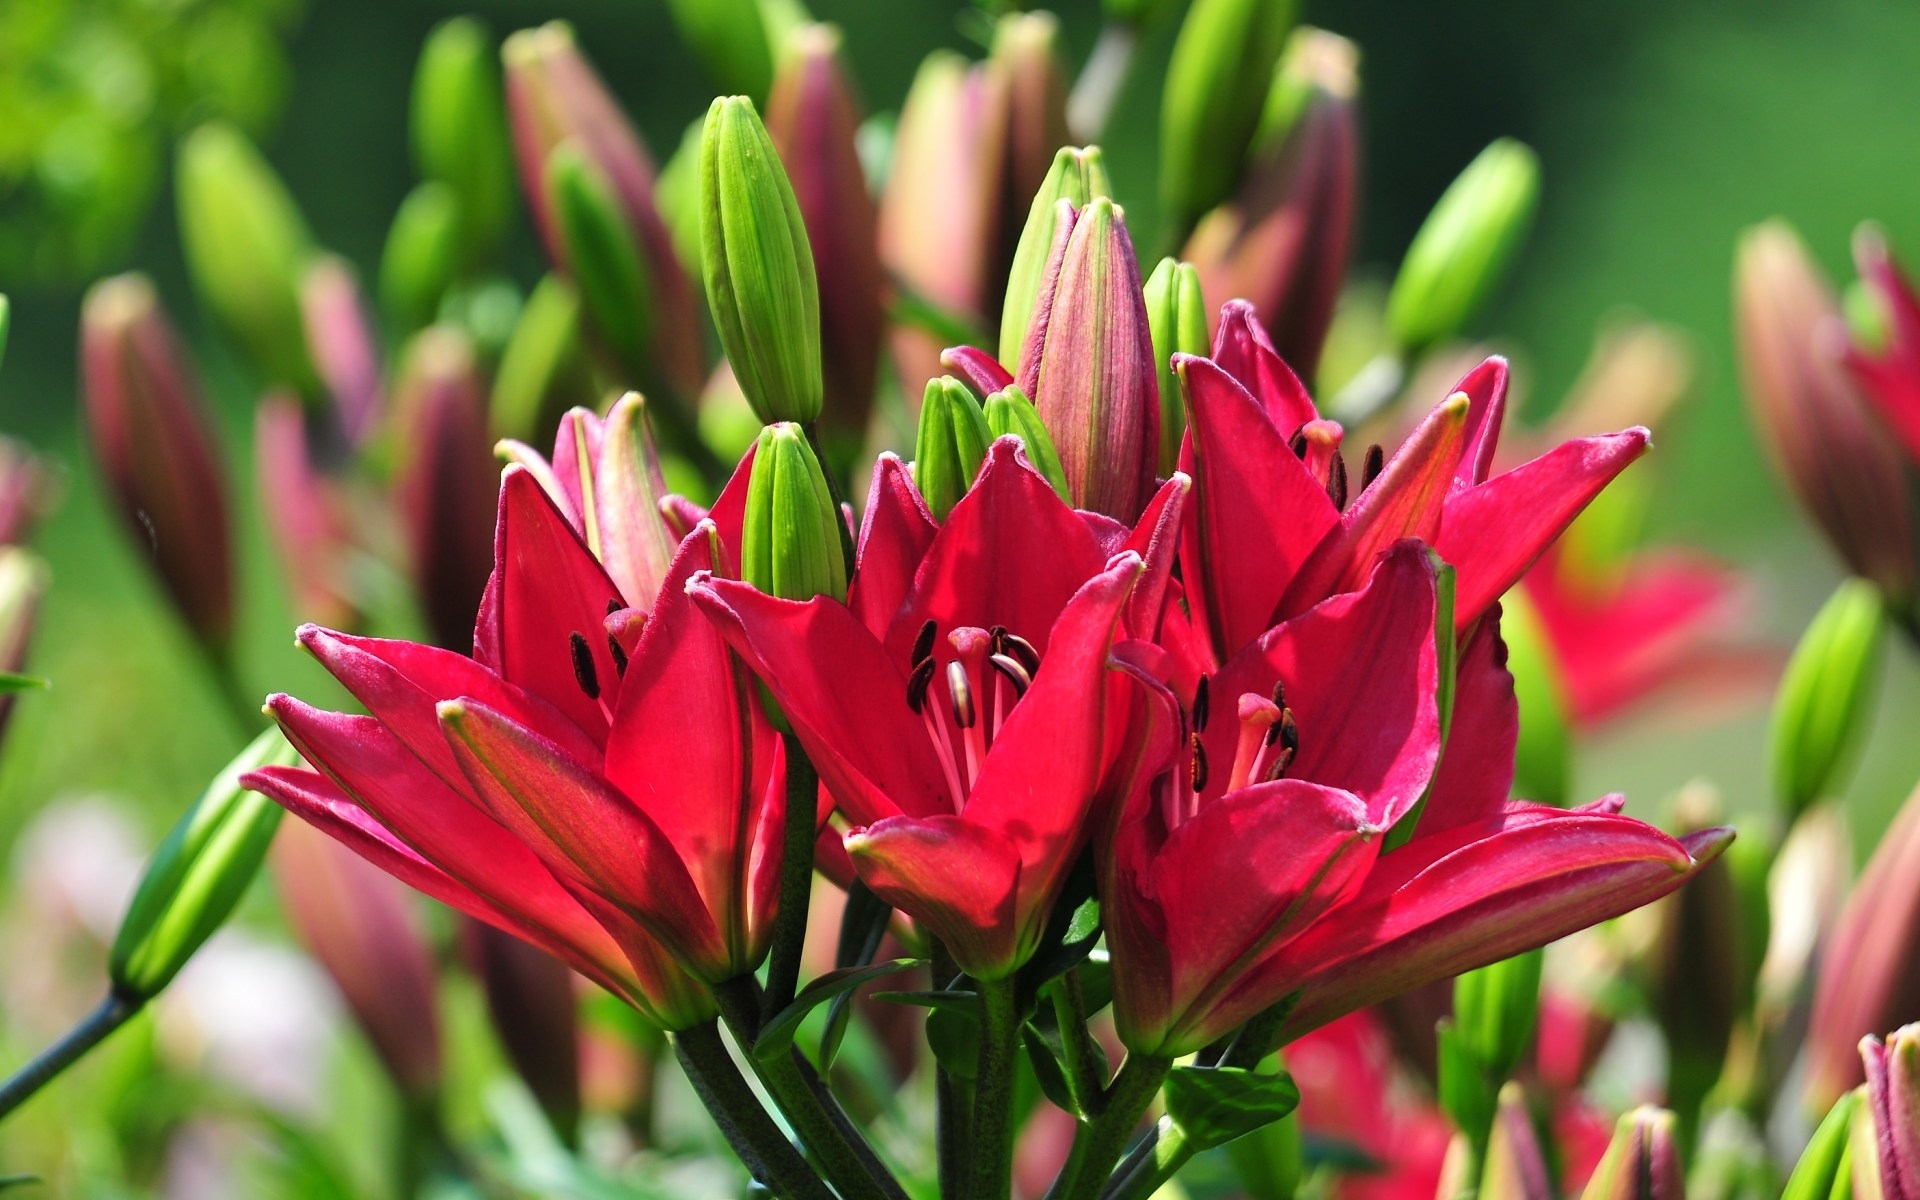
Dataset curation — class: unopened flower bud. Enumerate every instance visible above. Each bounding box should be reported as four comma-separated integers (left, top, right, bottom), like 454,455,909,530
110,728,300,1001
0,547,49,748
1143,256,1209,474
275,818,443,1100
915,377,994,522
0,434,56,548
255,393,359,631
1781,1090,1860,1200
1159,0,1296,236
490,273,596,445
299,257,384,448
1018,197,1159,520
663,0,775,105
1453,947,1544,1085
175,123,315,390
766,25,884,441
80,273,235,654
545,143,653,381
379,182,463,333
983,385,1070,502
655,119,706,283
1000,146,1112,368
392,326,498,649
1771,579,1886,815
1582,1107,1686,1200
1480,1082,1554,1200
987,11,1073,297
1387,138,1540,355
1858,1027,1920,1200
412,17,516,266
742,423,847,602
701,95,822,426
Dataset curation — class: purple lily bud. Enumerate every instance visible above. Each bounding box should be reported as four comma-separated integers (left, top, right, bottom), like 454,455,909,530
80,273,234,655
0,436,55,548
1859,1025,1920,1200
255,392,360,631
1581,1107,1685,1200
300,255,385,449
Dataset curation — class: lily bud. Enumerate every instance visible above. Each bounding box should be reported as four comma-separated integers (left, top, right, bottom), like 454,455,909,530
1582,1107,1686,1200
766,25,884,441
983,385,1070,503
175,123,315,390
1771,580,1886,815
1737,222,1920,624
1142,255,1209,474
109,728,299,1001
380,182,462,333
1481,1082,1554,1200
1858,1027,1920,1200
490,273,597,446
1781,1090,1859,1200
544,143,653,380
986,11,1074,305
663,0,774,105
275,818,443,1100
1000,145,1112,368
0,434,56,548
0,547,50,749
503,22,705,396
1808,783,1920,1107
700,95,822,426
392,326,498,650
1017,198,1159,520
1159,0,1297,237
1454,948,1544,1085
299,256,384,448
742,423,847,602
255,393,359,631
412,17,516,266
656,119,706,284
916,376,994,521
80,273,235,654
1386,138,1540,355
1185,27,1359,381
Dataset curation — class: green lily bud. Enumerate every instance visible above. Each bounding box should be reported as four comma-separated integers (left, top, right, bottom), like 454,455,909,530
380,182,463,332
1160,0,1297,237
1498,588,1572,807
1481,1081,1553,1200
412,17,516,266
1387,138,1540,355
656,119,706,284
663,0,775,106
546,142,653,380
700,95,822,426
491,273,597,445
916,376,994,521
999,146,1112,368
983,384,1070,503
1787,1092,1860,1200
1454,947,1545,1084
1143,256,1210,475
109,728,301,1000
175,123,315,390
741,423,846,603
1771,579,1885,816
1581,1107,1685,1200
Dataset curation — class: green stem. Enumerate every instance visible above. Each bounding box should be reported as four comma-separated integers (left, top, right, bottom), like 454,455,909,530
970,976,1025,1200
673,1019,833,1200
1050,970,1108,1117
932,941,971,1200
762,731,819,1021
713,977,906,1200
1050,1053,1172,1200
1102,1119,1189,1200
0,992,142,1121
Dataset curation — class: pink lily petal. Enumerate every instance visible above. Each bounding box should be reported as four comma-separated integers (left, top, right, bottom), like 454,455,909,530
942,344,1016,397
849,453,938,639
1451,357,1511,488
1211,300,1319,433
1418,611,1518,834
847,814,1022,977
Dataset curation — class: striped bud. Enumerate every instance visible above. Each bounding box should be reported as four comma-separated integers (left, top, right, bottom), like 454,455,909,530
1581,1107,1686,1200
983,384,1070,502
545,143,653,381
1143,256,1209,474
1000,146,1111,368
412,17,516,266
916,376,994,522
1771,579,1886,815
1160,0,1297,236
1387,138,1540,355
742,423,847,602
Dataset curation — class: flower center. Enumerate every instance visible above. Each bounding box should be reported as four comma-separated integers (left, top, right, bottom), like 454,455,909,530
1288,420,1382,513
904,619,1041,813
1164,675,1299,829
566,596,639,723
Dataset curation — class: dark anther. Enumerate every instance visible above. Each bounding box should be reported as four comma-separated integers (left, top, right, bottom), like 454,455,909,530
906,656,937,714
1270,679,1287,710
1362,444,1385,489
989,653,1033,697
1263,743,1296,782
1191,674,1212,733
1326,451,1349,511
988,624,1008,656
1289,428,1309,459
1001,632,1041,676
607,598,624,616
946,661,976,729
912,619,938,667
606,634,630,677
569,631,601,700
1188,733,1209,793
1265,708,1300,758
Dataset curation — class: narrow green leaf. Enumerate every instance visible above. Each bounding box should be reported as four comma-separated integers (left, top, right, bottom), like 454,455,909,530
870,989,978,1015
0,671,48,693
819,881,893,1071
751,957,923,1061
1022,1023,1079,1114
1164,1065,1302,1150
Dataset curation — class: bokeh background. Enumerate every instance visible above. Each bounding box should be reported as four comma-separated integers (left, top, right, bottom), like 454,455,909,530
2,0,1917,1191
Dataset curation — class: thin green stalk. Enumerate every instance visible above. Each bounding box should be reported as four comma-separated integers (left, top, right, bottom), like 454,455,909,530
1050,970,1109,1117
762,731,820,1021
674,1019,833,1200
713,977,906,1200
932,941,971,1200
970,976,1025,1200
1049,1053,1173,1200
1102,1120,1189,1200
0,992,142,1121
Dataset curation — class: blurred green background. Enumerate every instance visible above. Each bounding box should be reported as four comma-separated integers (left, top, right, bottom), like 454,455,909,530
2,0,1919,1186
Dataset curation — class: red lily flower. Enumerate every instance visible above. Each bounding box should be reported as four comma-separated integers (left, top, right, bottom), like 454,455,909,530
692,440,1187,979
1102,542,1730,1056
247,438,785,1025
1172,302,1649,670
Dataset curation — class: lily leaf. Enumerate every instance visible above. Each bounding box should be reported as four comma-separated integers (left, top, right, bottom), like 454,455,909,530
1022,1022,1078,1115
820,882,893,1072
0,1176,41,1192
870,988,978,1015
1164,1065,1301,1150
752,957,923,1062
0,672,48,693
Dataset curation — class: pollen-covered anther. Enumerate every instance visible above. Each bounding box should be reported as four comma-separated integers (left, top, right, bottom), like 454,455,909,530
568,631,600,700
1361,443,1385,490
1191,674,1212,733
906,656,937,713
989,653,1032,697
606,634,629,677
1327,450,1349,510
1263,708,1299,782
946,660,976,730
1188,732,1209,794
912,618,938,667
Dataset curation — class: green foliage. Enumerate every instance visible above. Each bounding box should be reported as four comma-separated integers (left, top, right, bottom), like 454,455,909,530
1164,1064,1302,1150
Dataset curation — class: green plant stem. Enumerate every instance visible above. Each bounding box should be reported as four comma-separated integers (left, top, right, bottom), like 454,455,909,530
1102,1119,1189,1200
1050,971,1108,1117
762,731,819,1021
931,941,972,1200
712,977,906,1200
1050,1053,1173,1200
0,992,142,1121
673,1019,833,1200
970,976,1025,1200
